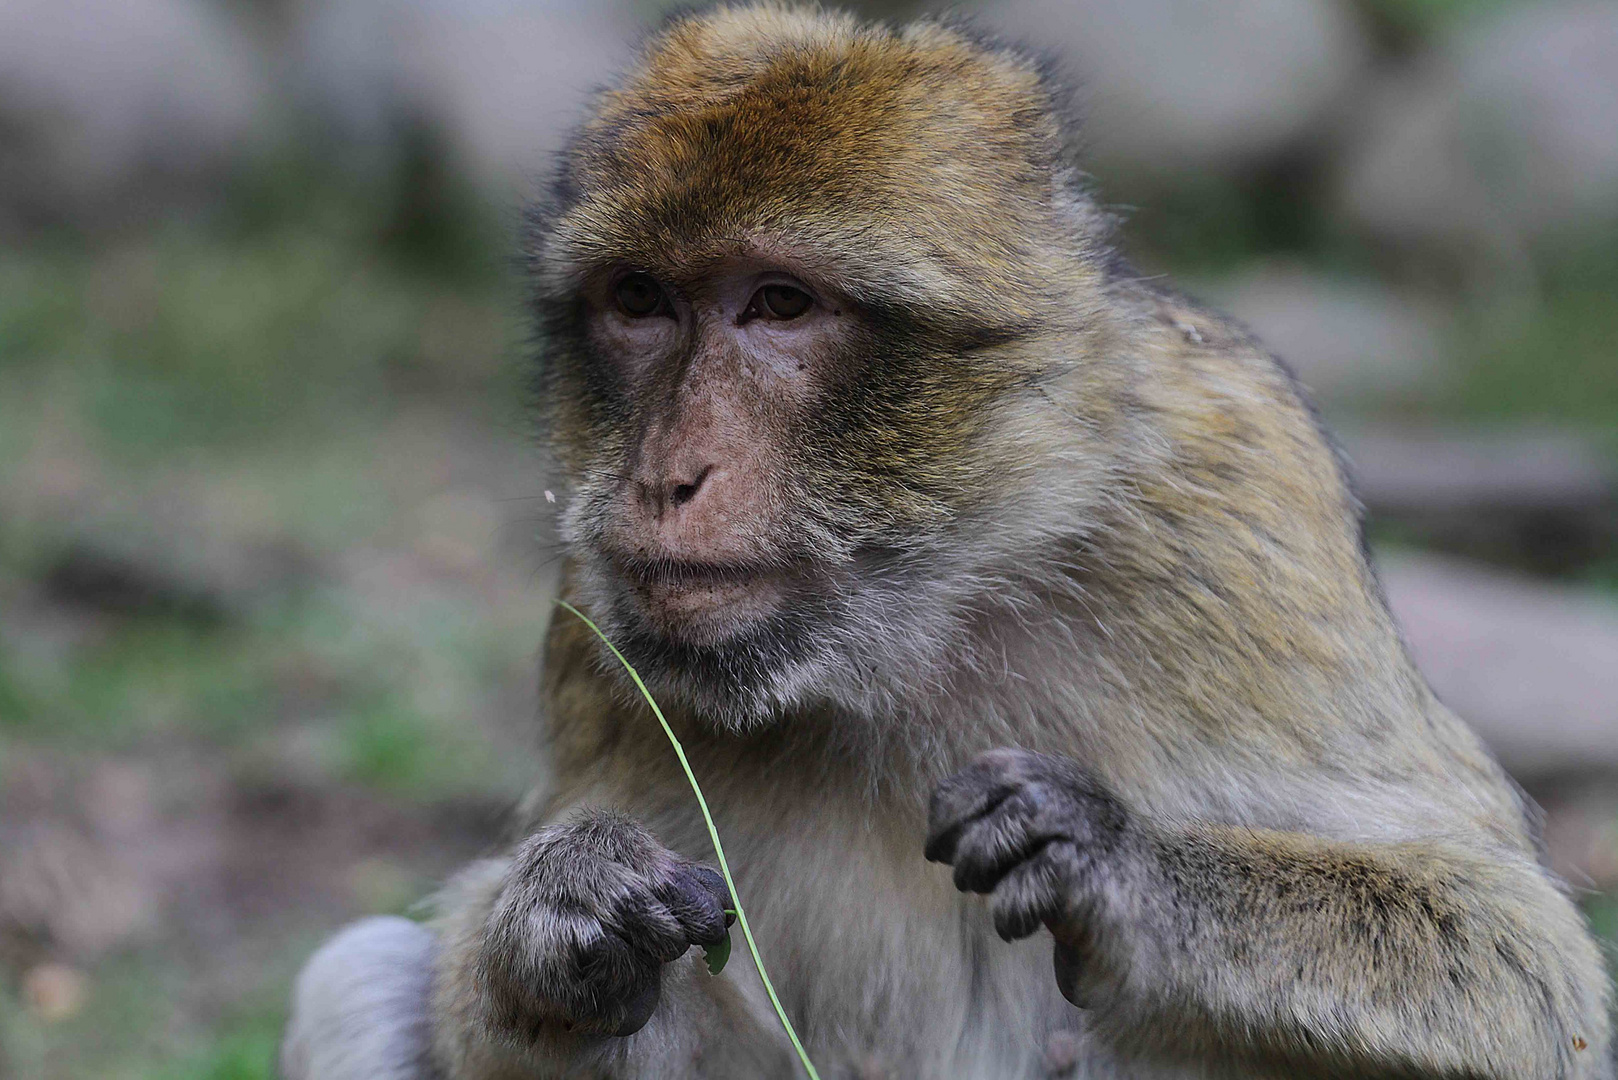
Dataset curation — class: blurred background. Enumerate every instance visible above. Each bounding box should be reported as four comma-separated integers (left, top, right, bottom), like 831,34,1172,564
1,0,1615,1075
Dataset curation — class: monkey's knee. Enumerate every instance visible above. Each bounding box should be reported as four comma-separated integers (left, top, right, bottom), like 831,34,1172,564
282,916,440,1080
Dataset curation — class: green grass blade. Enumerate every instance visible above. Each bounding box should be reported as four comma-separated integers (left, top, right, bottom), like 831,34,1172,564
556,601,821,1080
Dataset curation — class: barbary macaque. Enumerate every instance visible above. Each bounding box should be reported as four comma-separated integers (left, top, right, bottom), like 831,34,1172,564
283,6,1614,1077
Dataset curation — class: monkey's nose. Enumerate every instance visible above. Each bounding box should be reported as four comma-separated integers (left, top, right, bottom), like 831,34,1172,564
638,463,714,518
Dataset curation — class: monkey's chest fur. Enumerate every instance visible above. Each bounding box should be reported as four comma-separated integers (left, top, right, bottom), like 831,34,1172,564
541,701,1143,1080
596,775,1110,1077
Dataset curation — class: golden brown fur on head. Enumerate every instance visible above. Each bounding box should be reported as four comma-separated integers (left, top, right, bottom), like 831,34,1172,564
548,5,1098,323
533,5,1134,729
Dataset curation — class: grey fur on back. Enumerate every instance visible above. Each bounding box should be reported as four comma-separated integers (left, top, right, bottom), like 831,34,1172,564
281,917,440,1080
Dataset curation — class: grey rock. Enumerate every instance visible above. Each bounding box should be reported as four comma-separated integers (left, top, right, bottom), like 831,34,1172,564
1206,265,1448,403
1536,777,1618,889
1380,553,1618,781
0,0,270,221
1339,426,1613,515
1339,1,1618,256
293,0,633,191
0,821,159,959
982,0,1369,171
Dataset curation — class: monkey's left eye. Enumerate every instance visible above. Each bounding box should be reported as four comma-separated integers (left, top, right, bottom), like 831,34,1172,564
753,284,813,321
614,273,669,318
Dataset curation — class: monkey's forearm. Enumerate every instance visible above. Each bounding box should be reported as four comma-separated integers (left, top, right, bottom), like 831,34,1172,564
1083,824,1610,1077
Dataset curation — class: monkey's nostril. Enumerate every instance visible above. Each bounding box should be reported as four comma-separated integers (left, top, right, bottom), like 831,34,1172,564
669,466,712,508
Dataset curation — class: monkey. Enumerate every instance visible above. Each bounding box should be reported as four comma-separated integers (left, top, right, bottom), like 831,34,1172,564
281,5,1614,1078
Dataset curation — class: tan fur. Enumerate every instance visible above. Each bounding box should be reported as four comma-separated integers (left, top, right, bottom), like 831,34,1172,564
284,6,1613,1078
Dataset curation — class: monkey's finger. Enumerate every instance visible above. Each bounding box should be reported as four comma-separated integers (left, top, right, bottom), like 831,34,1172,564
990,852,1068,942
1051,931,1100,1010
608,885,691,964
562,924,662,1035
926,747,1066,856
925,767,1019,863
949,788,1063,893
658,864,732,947
611,972,662,1037
976,747,1099,795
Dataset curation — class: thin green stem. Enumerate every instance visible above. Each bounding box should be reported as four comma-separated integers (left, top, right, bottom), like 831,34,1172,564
556,601,821,1080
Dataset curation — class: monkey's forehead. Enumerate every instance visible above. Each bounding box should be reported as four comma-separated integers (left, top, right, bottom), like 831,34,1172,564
538,5,1091,324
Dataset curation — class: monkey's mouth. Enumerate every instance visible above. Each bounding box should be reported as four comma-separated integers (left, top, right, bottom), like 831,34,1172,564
606,556,796,645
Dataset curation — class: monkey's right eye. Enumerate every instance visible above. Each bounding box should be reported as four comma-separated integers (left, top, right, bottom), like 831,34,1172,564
614,273,668,318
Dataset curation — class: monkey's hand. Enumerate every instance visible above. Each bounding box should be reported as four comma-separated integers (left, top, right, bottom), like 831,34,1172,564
924,747,1130,1006
926,749,1610,1076
476,808,733,1043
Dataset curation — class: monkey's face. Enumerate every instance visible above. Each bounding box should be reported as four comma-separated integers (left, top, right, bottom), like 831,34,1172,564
547,248,1015,725
534,10,1113,724
574,256,854,648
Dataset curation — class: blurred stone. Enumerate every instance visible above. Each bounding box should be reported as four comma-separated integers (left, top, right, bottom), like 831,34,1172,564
1207,266,1447,403
0,0,271,224
1340,1,1618,257
415,488,501,575
984,0,1368,171
1380,552,1618,782
1538,779,1618,889
21,962,89,1022
0,822,159,959
20,475,327,622
345,856,420,915
81,761,160,842
293,0,633,190
1339,426,1613,515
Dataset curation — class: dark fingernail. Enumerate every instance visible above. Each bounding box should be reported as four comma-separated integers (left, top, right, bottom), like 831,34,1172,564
1052,941,1090,1009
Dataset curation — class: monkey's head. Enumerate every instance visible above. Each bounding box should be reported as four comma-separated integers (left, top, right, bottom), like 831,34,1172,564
535,6,1126,726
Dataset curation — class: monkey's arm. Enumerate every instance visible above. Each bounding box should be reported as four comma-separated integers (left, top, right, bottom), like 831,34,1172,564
928,749,1612,1079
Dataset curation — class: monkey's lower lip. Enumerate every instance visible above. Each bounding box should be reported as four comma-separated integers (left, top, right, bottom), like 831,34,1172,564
617,562,788,641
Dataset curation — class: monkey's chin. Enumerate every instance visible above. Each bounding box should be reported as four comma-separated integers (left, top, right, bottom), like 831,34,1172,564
585,566,832,727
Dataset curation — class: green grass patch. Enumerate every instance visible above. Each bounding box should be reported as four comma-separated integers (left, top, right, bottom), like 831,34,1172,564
147,1021,280,1080
0,651,33,727
3,620,272,749
0,139,517,460
338,700,436,791
0,951,285,1080
1447,241,1618,444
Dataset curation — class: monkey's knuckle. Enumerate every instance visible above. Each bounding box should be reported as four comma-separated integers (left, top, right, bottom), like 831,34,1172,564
535,808,666,872
991,890,1047,943
663,864,731,945
572,930,639,988
977,746,1036,771
952,855,997,895
928,772,981,818
613,898,691,962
